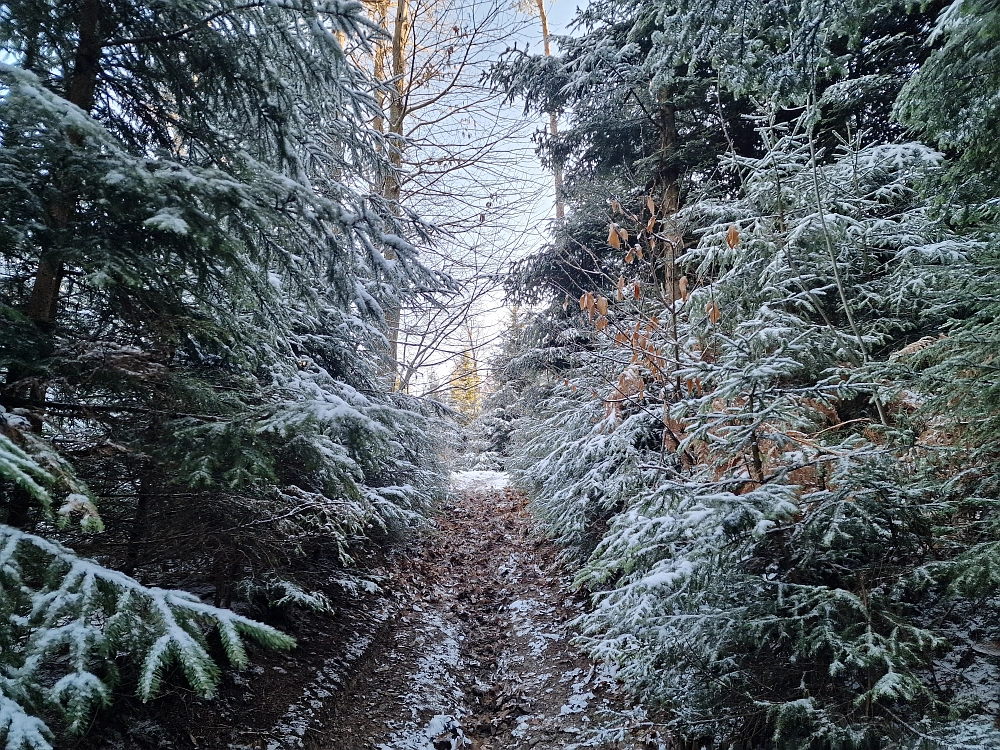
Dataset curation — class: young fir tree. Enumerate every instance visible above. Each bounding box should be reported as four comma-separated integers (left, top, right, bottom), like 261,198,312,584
449,349,483,418
501,0,1000,746
0,0,446,745
512,110,1000,748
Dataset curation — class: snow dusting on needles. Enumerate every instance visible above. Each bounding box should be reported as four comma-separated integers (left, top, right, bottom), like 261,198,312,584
450,470,509,492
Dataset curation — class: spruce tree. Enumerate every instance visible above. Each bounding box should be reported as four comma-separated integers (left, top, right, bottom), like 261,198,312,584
499,0,1000,746
0,0,445,745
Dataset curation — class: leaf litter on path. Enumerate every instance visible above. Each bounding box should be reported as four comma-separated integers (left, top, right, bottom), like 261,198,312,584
310,475,670,750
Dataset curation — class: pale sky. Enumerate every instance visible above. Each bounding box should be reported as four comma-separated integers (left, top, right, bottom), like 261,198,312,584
408,0,585,396
544,0,581,37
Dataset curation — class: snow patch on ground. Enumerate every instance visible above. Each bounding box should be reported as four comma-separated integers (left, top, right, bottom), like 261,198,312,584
450,470,509,492
376,611,465,749
377,714,465,750
267,606,392,749
560,684,596,715
509,597,563,656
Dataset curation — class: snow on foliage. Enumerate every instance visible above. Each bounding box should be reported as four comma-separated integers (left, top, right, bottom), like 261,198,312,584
0,524,294,749
505,105,1000,747
0,0,448,744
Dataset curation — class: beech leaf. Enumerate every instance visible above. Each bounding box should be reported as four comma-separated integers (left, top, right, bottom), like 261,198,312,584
706,301,721,324
726,225,739,249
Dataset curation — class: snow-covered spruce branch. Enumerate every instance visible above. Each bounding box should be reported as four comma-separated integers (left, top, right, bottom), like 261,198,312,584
0,525,294,750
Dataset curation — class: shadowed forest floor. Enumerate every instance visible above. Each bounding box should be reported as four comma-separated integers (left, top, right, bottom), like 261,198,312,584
314,474,666,750
78,475,666,750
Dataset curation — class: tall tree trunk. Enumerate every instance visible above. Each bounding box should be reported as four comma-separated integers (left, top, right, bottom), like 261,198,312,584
372,0,411,386
123,466,151,575
534,0,564,220
26,0,103,330
4,0,104,529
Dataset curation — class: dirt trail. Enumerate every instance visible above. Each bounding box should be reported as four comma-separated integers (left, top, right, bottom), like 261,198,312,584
76,473,665,750
312,473,666,750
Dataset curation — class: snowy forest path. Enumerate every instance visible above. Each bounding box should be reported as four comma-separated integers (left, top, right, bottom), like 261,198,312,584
315,472,662,750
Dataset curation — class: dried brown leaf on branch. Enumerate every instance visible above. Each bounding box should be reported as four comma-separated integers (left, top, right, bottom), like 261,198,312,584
726,225,739,249
604,368,647,420
706,301,721,324
889,335,943,361
608,224,621,249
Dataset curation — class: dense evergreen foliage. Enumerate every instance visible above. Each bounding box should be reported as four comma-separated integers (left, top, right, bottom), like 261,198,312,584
0,1,446,745
492,0,1000,747
5,0,1000,746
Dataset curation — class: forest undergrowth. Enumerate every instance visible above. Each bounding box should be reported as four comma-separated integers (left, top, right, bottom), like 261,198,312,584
4,0,1000,748
480,0,1000,747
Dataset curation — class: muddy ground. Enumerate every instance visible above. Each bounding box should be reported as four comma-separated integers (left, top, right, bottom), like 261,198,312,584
314,475,668,750
81,475,667,750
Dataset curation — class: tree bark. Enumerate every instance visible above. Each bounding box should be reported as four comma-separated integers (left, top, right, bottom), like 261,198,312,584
4,0,104,529
123,465,152,575
372,0,411,385
25,0,103,330
535,0,564,220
